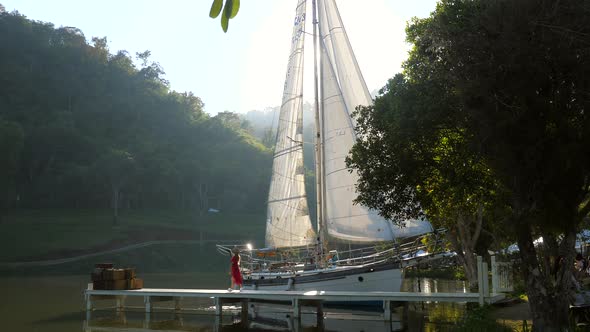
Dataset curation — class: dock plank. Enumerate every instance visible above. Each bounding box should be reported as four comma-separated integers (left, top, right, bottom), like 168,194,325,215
86,288,504,304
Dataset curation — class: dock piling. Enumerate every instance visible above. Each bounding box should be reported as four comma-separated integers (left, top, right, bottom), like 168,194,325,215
292,298,300,318
383,300,392,320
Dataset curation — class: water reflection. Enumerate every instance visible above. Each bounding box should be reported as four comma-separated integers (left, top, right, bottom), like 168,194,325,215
0,272,470,331
84,306,404,332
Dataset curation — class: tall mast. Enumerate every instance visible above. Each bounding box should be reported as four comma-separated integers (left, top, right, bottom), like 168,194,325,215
311,0,324,247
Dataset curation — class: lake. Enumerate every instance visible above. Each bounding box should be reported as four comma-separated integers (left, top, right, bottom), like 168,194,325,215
0,274,468,331
0,244,469,331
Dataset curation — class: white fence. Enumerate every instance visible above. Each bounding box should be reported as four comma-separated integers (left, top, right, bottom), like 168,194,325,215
476,255,513,305
491,255,514,293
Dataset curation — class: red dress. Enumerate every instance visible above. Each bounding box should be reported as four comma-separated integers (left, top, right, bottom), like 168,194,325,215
231,255,243,285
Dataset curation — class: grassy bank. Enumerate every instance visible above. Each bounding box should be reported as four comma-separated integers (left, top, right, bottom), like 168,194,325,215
0,209,265,262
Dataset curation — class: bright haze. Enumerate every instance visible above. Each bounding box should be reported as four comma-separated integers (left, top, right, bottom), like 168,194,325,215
3,0,437,115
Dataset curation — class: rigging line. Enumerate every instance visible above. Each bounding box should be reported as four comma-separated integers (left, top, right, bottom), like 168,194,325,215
268,193,308,205
324,167,351,177
276,112,302,125
288,47,304,58
267,197,309,213
325,125,353,133
270,169,306,183
323,155,346,163
266,220,312,238
280,94,303,109
325,183,354,191
322,93,343,103
323,134,350,144
326,212,385,222
327,26,343,34
268,194,307,204
266,223,311,237
286,135,303,144
273,145,303,159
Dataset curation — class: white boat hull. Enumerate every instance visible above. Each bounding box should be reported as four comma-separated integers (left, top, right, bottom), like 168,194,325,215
243,263,403,293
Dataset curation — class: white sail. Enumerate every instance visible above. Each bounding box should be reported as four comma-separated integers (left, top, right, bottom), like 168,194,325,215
265,0,316,248
317,0,432,243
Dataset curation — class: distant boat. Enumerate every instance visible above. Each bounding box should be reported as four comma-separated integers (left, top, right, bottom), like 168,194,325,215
218,0,434,293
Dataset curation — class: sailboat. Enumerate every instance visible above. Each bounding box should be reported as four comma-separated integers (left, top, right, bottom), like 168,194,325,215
218,0,434,292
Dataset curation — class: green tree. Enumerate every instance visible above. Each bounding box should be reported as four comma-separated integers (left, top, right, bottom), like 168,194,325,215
349,0,590,329
94,149,136,226
0,120,24,212
350,74,507,287
0,9,271,215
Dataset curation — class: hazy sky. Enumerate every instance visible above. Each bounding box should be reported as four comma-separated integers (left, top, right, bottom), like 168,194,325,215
3,0,438,115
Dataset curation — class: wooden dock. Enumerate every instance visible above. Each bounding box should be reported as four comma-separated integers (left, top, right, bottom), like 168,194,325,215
84,287,505,322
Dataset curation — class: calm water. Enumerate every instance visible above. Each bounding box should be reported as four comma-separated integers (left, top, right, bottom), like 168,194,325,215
0,272,468,332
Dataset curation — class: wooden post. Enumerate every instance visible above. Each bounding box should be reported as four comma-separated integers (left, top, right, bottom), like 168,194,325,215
144,295,151,328
402,302,409,330
292,298,300,318
241,299,249,325
316,300,324,327
85,293,92,323
214,315,221,332
383,300,391,321
174,297,182,312
116,296,126,313
144,296,151,312
85,294,93,312
491,255,498,294
477,255,484,306
482,262,489,299
215,297,222,316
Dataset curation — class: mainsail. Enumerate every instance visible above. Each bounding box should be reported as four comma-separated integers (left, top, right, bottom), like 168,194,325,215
265,0,316,248
317,0,432,243
266,0,432,248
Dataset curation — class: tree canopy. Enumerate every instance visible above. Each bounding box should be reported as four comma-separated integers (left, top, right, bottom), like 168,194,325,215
348,0,590,329
0,10,271,216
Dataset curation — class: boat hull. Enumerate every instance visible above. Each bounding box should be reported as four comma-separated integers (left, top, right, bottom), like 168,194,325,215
243,261,403,293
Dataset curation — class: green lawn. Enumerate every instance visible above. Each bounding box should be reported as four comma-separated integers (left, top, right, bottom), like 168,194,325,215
0,209,265,262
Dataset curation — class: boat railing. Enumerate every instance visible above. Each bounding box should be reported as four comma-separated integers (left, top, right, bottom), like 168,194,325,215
216,229,447,275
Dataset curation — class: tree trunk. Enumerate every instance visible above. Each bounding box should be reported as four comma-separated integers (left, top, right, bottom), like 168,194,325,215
447,231,478,287
516,221,575,331
448,209,483,289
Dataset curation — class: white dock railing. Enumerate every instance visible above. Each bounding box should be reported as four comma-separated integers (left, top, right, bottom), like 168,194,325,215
84,287,505,323
491,255,514,293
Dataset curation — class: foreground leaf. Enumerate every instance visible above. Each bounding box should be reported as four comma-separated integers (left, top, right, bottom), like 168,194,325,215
221,7,229,32
209,0,223,18
229,0,240,18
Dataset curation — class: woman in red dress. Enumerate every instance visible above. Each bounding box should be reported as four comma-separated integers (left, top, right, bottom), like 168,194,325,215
229,247,243,291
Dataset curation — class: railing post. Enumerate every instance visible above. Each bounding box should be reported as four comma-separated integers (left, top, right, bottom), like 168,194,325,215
85,293,93,312
144,296,151,313
383,300,391,321
491,255,498,294
241,299,249,324
214,297,222,316
477,255,484,306
85,292,92,322
482,261,489,298
292,298,300,318
116,295,126,313
174,297,182,312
